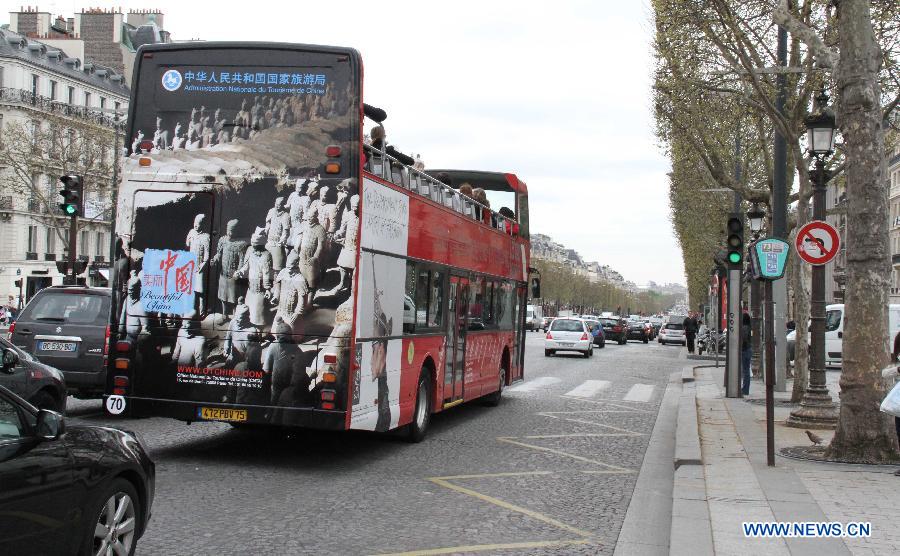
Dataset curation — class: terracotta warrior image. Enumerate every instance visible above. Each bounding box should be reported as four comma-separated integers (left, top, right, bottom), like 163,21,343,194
234,227,273,327
212,218,247,318
186,213,211,313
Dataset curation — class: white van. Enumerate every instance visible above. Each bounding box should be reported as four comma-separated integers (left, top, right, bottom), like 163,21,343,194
526,304,543,331
788,303,900,367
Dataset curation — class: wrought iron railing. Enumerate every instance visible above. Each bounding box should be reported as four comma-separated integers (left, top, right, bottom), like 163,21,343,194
0,87,123,128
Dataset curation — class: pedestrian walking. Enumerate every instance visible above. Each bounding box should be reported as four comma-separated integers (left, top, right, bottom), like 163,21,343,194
741,309,752,395
683,312,699,354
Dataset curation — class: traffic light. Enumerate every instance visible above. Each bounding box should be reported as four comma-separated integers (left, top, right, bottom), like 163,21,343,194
58,175,83,217
726,214,744,267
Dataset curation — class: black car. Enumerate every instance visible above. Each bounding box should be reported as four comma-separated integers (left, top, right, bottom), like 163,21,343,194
600,317,627,345
0,336,67,412
10,286,111,399
626,320,650,343
0,384,155,556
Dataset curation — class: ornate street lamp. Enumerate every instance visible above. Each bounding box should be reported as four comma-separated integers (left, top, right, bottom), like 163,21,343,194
787,89,839,429
747,202,765,235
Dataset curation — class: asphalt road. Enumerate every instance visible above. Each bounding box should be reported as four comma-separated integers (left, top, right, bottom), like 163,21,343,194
68,333,684,555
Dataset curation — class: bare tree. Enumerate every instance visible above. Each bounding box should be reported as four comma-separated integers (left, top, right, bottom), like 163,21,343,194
0,112,116,247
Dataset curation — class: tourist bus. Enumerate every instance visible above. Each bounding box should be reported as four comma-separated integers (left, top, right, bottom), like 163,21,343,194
104,42,535,440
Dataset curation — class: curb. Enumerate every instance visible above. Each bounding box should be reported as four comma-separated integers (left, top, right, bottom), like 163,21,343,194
670,366,713,556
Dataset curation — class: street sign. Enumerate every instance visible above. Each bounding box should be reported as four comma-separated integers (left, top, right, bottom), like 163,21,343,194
750,237,790,281
795,220,840,266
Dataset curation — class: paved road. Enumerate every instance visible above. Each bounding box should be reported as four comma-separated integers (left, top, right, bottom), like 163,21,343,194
68,334,683,555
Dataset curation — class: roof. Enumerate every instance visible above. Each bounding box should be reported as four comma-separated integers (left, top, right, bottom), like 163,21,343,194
424,169,528,194
0,28,129,96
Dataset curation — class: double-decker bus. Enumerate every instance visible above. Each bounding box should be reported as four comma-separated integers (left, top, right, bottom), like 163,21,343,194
105,42,535,440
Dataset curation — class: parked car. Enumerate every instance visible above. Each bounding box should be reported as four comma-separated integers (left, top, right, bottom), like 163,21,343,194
648,316,663,336
583,318,606,348
600,317,627,345
10,286,111,399
626,320,650,343
658,322,686,346
545,318,593,357
0,384,155,556
541,316,554,332
0,336,67,412
786,303,900,367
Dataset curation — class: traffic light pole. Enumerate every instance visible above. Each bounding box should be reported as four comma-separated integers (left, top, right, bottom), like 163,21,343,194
65,214,78,286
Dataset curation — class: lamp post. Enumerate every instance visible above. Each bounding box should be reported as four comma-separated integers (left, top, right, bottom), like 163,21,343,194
747,203,765,379
787,90,838,429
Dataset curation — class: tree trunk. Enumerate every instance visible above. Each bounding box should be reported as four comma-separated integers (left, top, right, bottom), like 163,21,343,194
791,182,811,403
826,0,899,462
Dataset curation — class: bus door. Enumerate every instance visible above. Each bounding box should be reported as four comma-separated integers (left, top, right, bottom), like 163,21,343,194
444,275,469,407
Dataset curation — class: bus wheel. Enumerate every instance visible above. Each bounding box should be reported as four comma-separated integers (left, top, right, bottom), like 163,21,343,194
484,364,506,407
405,371,432,443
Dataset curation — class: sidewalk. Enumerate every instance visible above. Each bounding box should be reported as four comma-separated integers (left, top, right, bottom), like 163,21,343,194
671,365,900,555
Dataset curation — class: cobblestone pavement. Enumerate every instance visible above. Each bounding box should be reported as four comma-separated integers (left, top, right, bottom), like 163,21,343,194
67,334,682,555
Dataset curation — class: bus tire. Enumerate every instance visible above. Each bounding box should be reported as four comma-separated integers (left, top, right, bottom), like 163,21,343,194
483,363,506,407
405,371,432,443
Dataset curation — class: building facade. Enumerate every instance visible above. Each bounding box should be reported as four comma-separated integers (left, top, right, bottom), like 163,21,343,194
0,26,129,307
889,145,900,304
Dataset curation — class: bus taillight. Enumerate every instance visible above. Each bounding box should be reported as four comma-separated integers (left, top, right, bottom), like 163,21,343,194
323,354,337,365
326,145,342,157
325,162,341,174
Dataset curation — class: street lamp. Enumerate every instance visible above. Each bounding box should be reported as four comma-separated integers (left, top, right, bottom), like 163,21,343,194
787,89,838,429
747,202,765,235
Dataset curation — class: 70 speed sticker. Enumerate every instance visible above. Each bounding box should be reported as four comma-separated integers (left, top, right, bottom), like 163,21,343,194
106,395,126,415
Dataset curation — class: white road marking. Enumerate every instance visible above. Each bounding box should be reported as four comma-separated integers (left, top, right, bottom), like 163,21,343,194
623,384,655,402
508,376,561,392
563,380,610,398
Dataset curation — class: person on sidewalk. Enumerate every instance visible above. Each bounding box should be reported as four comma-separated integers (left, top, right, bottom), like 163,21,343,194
741,308,752,395
683,312,699,354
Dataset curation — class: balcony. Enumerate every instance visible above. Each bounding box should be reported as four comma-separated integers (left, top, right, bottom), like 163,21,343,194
25,252,38,260
0,87,123,129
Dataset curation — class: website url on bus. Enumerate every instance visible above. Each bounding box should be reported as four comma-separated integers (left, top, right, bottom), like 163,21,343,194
743,522,871,538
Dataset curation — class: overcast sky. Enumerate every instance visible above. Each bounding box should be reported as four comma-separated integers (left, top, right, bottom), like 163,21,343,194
6,0,684,286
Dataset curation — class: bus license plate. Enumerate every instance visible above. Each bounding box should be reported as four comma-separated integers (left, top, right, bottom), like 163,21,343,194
40,341,77,352
197,407,247,422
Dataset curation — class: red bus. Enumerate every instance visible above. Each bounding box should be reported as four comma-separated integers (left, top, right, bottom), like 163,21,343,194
105,42,534,440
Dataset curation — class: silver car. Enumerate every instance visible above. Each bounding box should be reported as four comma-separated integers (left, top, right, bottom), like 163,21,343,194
545,318,593,358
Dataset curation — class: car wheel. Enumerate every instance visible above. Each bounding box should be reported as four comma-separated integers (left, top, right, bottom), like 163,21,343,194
484,364,506,407
405,370,432,442
619,339,626,345
29,389,62,413
599,340,605,348
643,337,648,344
544,349,553,357
80,477,141,556
660,340,666,345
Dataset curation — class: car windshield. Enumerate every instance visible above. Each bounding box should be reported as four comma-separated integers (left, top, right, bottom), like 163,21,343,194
22,292,109,324
550,319,583,332
825,310,842,332
665,324,684,330
600,318,618,325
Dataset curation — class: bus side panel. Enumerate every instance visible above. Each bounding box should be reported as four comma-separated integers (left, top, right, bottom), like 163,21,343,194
464,331,515,400
395,335,445,426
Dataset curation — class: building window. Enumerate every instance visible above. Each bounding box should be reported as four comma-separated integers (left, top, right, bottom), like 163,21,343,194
84,92,91,108
114,101,121,112
27,225,38,253
31,74,39,96
0,114,3,144
0,65,4,87
95,231,105,257
100,97,106,110
49,80,57,100
46,228,56,254
80,230,90,257
67,86,75,105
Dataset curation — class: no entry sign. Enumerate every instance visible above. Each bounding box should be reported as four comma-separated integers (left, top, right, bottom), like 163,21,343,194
795,220,840,266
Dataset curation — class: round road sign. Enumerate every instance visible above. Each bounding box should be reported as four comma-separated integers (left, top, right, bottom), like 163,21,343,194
795,220,840,266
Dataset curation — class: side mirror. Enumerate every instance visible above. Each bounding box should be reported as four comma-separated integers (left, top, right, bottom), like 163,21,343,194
1,348,19,373
36,409,65,440
530,277,541,299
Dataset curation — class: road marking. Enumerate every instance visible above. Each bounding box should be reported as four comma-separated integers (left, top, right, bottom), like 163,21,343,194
427,474,595,537
563,380,610,398
560,396,654,413
538,411,645,435
508,376,561,392
436,471,553,480
374,538,593,556
521,433,636,439
623,384,655,402
497,437,634,472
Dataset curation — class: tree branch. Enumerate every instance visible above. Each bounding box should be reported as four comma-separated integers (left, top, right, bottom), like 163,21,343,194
774,0,839,69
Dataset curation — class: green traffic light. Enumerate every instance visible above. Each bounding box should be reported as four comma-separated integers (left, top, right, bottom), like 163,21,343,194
728,251,742,264
63,204,76,216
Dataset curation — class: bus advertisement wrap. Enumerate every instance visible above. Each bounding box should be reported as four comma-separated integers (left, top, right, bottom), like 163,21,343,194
112,49,360,423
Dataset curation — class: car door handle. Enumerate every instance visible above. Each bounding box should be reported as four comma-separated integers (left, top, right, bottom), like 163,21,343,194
837,331,842,338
